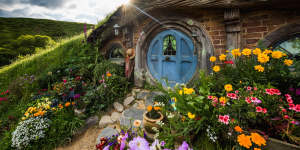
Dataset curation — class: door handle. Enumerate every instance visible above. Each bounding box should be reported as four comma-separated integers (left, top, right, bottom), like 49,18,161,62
165,56,170,61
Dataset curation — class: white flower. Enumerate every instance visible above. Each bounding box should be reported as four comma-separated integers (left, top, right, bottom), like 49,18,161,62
156,121,164,126
11,117,50,149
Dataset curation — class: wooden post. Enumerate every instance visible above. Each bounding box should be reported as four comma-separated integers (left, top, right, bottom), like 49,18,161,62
224,8,241,50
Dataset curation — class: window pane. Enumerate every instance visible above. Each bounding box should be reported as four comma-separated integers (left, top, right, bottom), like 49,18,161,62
163,35,176,55
273,36,300,56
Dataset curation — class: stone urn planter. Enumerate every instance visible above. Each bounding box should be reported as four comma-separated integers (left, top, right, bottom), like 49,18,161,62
143,111,163,140
265,138,300,150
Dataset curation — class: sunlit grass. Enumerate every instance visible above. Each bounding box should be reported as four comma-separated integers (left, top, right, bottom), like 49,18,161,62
0,33,86,91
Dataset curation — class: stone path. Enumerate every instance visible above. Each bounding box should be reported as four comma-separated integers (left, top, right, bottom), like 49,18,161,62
56,88,163,150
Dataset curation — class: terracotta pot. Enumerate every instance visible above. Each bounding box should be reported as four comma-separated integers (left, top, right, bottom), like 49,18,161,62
143,111,163,139
265,138,300,150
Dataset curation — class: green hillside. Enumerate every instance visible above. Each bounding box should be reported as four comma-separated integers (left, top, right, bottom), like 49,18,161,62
0,17,94,66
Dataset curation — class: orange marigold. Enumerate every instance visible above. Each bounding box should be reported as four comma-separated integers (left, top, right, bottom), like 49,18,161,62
234,126,243,133
254,148,261,150
106,72,112,77
237,134,252,149
250,132,266,146
58,104,63,109
65,102,71,107
154,106,161,111
147,105,152,112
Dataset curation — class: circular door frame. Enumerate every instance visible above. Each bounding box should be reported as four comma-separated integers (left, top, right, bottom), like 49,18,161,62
135,18,214,87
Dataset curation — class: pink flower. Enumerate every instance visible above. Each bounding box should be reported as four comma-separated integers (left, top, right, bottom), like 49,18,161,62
271,88,281,95
227,93,238,99
63,79,67,83
287,98,293,104
218,115,224,122
291,120,300,125
223,115,230,124
284,115,289,119
0,97,8,101
289,104,295,110
247,86,252,91
245,97,252,104
262,108,267,114
254,87,257,91
282,109,287,113
295,105,300,112
285,94,292,99
235,90,239,94
256,106,263,112
208,96,213,99
265,89,273,95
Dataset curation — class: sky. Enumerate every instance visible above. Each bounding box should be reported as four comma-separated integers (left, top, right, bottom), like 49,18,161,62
0,0,128,24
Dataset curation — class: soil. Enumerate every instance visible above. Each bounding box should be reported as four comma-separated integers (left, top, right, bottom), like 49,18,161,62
55,125,102,150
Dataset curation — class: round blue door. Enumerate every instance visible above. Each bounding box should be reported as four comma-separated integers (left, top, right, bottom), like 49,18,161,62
147,29,198,87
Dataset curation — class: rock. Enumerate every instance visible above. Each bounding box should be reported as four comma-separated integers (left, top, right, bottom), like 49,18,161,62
124,96,135,107
111,112,121,123
96,127,118,145
136,91,149,100
99,115,113,128
74,108,86,116
86,116,99,127
113,102,124,112
120,107,145,127
136,100,145,109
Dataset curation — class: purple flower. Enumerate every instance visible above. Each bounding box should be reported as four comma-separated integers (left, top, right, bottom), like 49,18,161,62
296,88,300,96
74,94,80,99
161,141,165,147
128,136,150,150
120,134,128,150
178,141,190,150
289,88,295,92
103,145,110,150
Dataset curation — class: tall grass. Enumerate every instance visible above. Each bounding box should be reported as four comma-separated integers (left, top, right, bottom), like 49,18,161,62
0,34,85,91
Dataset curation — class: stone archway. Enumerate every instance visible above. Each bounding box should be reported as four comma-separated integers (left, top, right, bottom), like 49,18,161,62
260,22,300,48
134,18,214,87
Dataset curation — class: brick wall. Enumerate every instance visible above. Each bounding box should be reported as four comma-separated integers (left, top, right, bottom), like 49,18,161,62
241,10,300,49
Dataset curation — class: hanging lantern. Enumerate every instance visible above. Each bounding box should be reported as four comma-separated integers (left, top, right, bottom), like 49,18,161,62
113,24,121,36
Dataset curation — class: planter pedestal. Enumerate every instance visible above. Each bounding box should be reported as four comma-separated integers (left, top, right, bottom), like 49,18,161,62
142,112,163,140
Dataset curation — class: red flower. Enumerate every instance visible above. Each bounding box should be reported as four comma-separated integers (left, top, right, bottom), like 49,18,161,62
262,108,267,114
227,93,238,99
0,97,7,101
281,109,287,113
271,88,281,95
287,98,293,104
256,106,263,112
224,60,234,64
284,115,290,119
63,79,67,83
289,104,295,110
245,97,252,104
265,89,273,95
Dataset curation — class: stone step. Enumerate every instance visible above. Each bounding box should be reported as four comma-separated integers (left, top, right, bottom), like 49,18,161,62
120,107,145,127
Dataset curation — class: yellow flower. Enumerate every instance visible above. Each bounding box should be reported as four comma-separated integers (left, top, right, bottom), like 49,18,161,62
210,56,217,62
242,48,252,56
22,117,26,121
225,50,229,53
283,53,287,56
181,116,186,122
52,107,57,111
231,49,241,57
219,54,227,61
180,88,195,95
234,126,243,133
187,112,195,119
24,112,29,117
263,49,272,54
284,59,293,66
45,104,50,110
254,65,264,72
224,84,233,92
219,97,227,104
257,53,270,63
251,133,266,146
253,48,261,55
213,65,220,72
271,51,283,59
147,105,152,112
237,134,252,149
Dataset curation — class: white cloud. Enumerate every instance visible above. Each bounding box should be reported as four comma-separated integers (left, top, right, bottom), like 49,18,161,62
0,0,128,24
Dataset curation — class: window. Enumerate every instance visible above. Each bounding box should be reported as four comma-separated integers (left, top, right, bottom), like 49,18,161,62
163,35,176,55
109,44,124,59
272,34,300,60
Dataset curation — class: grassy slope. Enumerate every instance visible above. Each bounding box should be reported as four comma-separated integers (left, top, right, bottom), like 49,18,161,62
0,34,85,92
0,17,93,44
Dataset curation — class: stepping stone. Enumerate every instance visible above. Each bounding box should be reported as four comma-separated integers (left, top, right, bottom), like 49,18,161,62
86,116,99,127
120,107,145,127
124,96,135,107
113,102,124,112
96,127,118,145
136,91,149,100
99,115,113,128
111,112,121,123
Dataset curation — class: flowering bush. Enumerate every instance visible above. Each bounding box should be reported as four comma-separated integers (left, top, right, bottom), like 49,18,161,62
11,117,50,149
208,48,296,94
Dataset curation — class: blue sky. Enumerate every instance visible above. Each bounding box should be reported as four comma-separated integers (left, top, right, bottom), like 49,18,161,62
0,0,127,24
